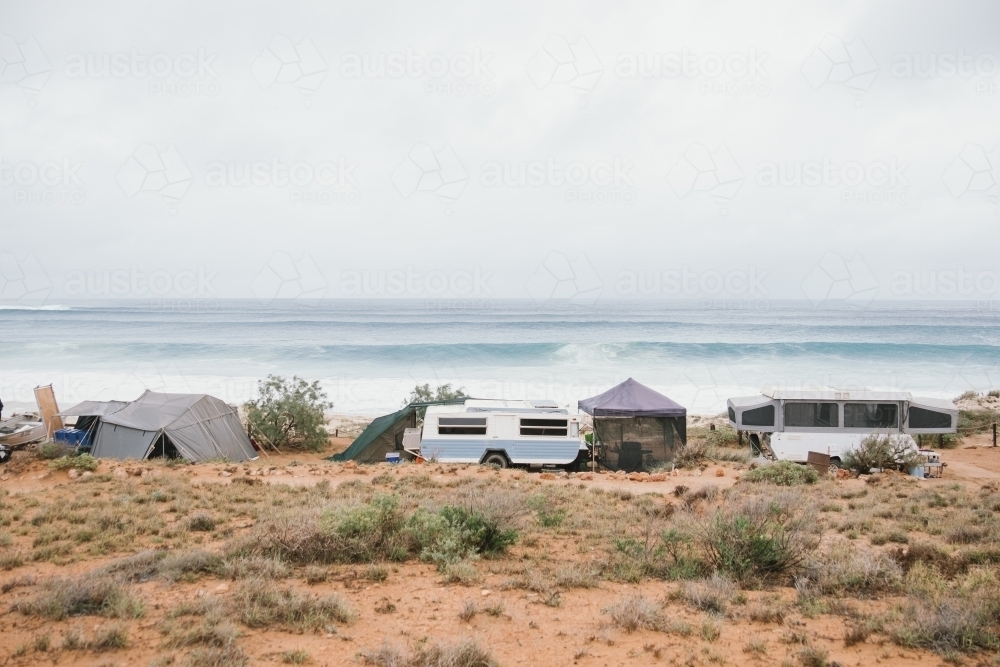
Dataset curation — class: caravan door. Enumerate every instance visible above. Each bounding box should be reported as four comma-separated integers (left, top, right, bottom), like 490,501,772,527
492,415,516,455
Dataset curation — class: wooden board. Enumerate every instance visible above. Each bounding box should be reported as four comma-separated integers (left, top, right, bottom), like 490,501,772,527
33,385,63,441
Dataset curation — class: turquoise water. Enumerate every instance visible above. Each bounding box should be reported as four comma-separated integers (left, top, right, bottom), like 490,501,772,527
2,300,998,413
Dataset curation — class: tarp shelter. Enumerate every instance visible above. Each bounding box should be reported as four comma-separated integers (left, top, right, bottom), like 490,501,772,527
578,378,687,472
329,406,417,463
92,391,256,462
56,401,129,446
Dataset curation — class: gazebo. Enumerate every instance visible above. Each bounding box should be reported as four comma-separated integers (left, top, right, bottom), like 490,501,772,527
578,378,687,472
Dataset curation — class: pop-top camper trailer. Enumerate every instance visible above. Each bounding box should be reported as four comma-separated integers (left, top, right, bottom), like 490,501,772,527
727,387,957,468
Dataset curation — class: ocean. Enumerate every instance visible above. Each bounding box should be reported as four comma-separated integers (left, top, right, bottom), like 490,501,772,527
2,299,999,415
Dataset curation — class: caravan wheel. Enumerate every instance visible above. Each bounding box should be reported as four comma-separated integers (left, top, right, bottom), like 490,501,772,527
482,452,508,469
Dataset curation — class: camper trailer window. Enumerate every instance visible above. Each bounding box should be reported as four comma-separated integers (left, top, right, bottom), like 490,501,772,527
844,403,898,428
728,407,736,422
783,402,838,428
438,417,488,435
519,418,568,436
909,407,952,429
741,405,775,427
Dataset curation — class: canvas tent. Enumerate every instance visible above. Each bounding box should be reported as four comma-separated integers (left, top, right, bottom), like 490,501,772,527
92,391,256,462
329,405,417,463
578,378,687,472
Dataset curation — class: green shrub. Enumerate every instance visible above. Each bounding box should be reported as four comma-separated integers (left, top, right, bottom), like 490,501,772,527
48,454,99,472
321,495,409,562
705,428,738,447
37,442,70,460
742,461,818,486
244,375,333,451
699,497,810,585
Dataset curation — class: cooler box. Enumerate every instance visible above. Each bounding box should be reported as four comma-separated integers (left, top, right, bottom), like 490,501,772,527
54,428,92,448
385,452,402,464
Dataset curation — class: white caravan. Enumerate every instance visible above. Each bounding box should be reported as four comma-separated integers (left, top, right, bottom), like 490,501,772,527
414,399,587,468
726,387,957,468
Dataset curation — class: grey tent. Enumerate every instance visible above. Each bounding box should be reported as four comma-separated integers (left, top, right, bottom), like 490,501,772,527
56,401,129,418
578,378,687,472
92,391,256,462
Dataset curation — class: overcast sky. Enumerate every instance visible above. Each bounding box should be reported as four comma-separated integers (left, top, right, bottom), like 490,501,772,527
1,0,999,303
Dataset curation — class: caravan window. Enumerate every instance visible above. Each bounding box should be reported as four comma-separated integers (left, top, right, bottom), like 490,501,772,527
519,418,568,436
741,405,775,427
844,403,898,429
438,417,487,435
909,407,952,429
783,402,838,428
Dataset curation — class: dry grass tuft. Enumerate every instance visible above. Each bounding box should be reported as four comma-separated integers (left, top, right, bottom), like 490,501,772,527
603,594,666,632
359,639,497,667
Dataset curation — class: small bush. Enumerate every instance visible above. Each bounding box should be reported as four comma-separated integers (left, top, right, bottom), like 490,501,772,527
189,512,217,532
48,453,99,472
37,442,70,460
679,574,736,614
282,650,310,664
360,639,496,667
742,461,818,486
187,645,250,667
92,622,129,651
842,434,920,474
698,496,811,585
674,441,707,469
14,573,145,620
806,546,901,595
603,594,666,632
705,428,738,447
231,579,354,630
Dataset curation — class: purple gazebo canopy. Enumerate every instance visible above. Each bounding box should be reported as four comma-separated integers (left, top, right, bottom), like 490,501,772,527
578,378,687,418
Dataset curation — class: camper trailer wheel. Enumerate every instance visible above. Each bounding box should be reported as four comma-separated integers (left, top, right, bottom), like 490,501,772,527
482,452,509,469
829,458,841,474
